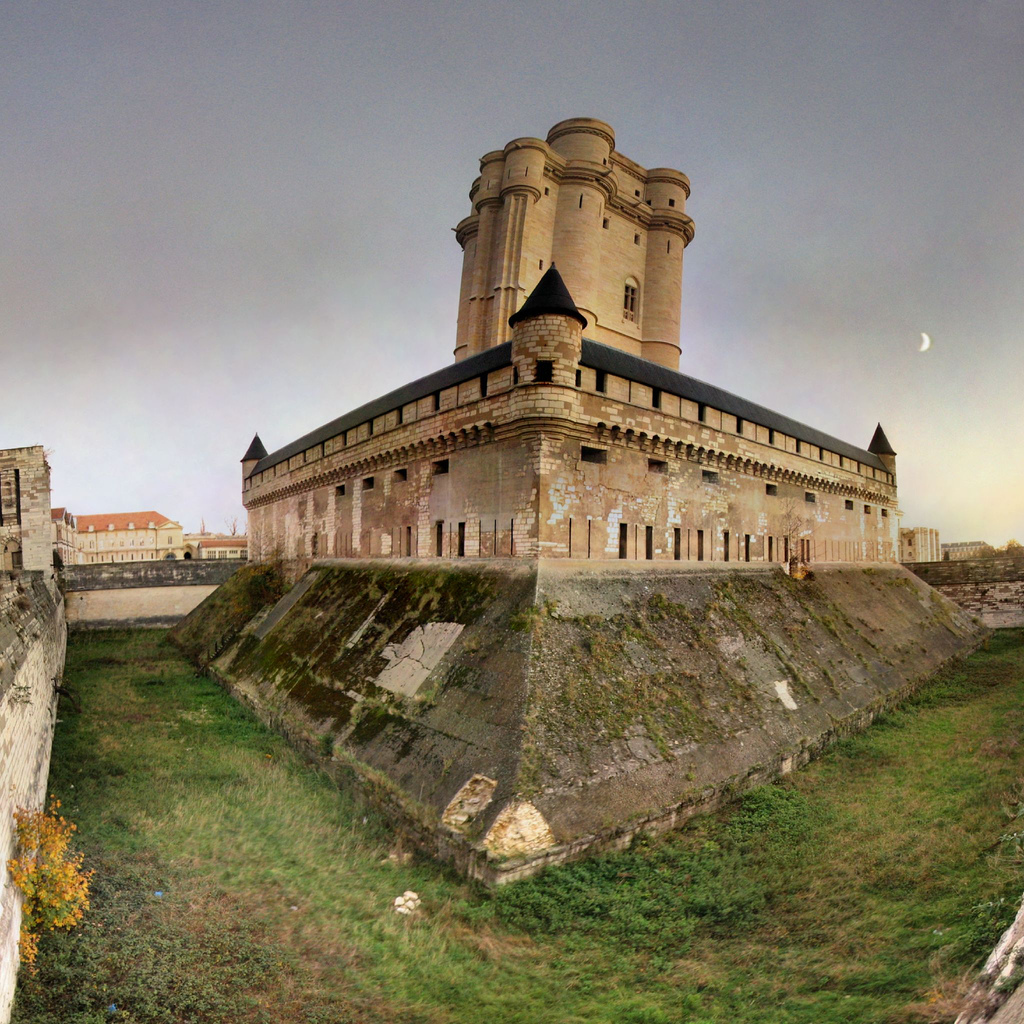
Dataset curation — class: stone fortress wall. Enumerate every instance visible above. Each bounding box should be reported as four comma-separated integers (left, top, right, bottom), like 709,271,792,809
454,118,695,368
61,559,247,628
245,307,899,570
1,448,53,575
906,557,1024,628
0,574,66,1023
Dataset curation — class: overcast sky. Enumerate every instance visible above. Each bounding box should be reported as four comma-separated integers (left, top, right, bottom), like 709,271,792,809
2,1,1021,543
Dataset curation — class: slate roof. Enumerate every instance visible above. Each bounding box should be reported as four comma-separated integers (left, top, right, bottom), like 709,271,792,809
251,340,888,477
868,423,897,456
241,433,268,462
508,265,588,329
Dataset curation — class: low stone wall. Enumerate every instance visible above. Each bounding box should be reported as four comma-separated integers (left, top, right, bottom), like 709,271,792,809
61,559,245,592
906,557,1024,628
62,560,245,628
0,572,67,1022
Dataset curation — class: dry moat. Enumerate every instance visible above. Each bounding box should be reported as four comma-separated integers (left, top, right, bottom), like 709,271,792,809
14,626,1024,1024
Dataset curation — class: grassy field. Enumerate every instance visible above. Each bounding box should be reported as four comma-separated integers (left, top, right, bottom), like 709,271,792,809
14,628,1024,1024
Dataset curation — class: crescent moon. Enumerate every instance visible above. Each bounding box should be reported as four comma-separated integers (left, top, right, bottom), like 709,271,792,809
919,332,931,352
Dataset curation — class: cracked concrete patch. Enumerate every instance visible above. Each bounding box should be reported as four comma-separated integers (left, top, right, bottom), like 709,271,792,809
374,621,464,696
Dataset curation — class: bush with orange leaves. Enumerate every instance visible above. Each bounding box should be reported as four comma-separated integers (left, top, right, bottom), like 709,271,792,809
6,798,93,969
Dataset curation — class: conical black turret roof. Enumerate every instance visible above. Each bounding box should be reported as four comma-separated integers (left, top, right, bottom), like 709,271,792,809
868,423,896,456
508,264,588,329
241,433,268,463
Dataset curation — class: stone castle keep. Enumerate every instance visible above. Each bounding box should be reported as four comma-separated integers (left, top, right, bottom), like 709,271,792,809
243,117,900,570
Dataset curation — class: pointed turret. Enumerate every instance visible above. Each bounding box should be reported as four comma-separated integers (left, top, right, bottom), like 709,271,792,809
508,265,588,329
241,433,268,481
868,423,896,475
241,433,268,463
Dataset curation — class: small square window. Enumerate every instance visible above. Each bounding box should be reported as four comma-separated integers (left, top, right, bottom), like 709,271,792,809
394,468,408,482
881,508,888,517
668,197,676,207
648,459,667,474
805,491,816,503
635,189,641,197
766,484,778,496
845,500,854,510
702,469,719,484
336,484,346,497
864,504,871,514
433,459,449,475
581,446,607,464
363,477,374,490
535,360,553,382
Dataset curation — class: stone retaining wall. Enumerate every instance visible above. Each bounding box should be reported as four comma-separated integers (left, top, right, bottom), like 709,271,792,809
0,572,67,1022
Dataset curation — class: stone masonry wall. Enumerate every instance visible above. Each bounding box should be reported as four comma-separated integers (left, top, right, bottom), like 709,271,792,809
0,448,52,577
61,560,245,628
245,323,898,573
906,558,1024,627
0,572,67,1022
61,559,245,592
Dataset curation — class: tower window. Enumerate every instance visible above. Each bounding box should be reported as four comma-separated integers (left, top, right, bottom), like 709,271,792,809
535,360,553,382
768,428,776,445
363,477,374,490
538,259,543,270
845,500,854,510
578,194,583,209
623,282,638,322
668,197,676,207
805,491,816,503
544,187,550,196
634,233,640,245
702,469,719,484
736,417,744,434
766,484,778,496
595,370,607,393
394,468,408,482
652,387,661,409
479,372,488,397
433,391,441,411
581,446,607,464
697,402,707,423
602,218,609,229
432,459,449,475
575,369,582,387
635,189,641,197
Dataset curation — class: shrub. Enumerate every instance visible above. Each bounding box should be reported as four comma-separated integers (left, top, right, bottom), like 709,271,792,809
7,800,92,969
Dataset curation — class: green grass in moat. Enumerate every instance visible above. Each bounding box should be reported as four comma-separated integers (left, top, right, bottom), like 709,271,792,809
13,628,1024,1024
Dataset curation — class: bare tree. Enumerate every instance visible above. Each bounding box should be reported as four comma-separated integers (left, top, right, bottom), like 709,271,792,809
224,516,239,536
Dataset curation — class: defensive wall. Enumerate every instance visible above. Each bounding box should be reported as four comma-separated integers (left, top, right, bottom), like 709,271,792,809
62,559,246,628
906,557,1024,628
245,292,900,575
172,558,984,884
0,572,66,1021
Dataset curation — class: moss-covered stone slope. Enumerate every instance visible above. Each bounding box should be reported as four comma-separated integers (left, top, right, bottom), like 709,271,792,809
170,560,985,883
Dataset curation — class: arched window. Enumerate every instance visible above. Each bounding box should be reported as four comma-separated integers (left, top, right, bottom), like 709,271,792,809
623,279,639,323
